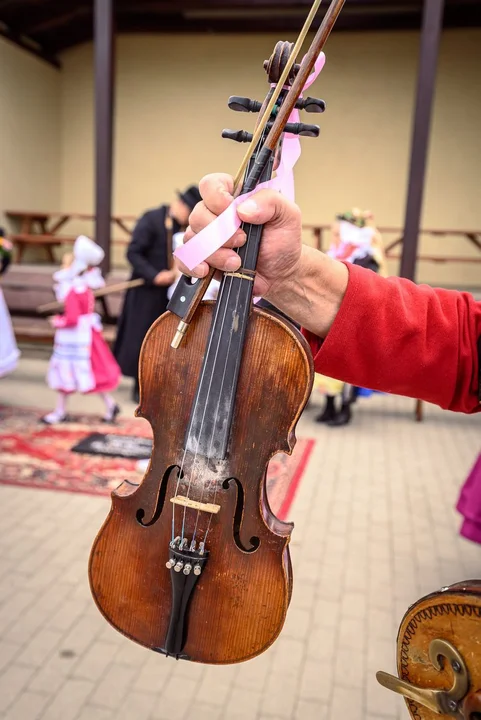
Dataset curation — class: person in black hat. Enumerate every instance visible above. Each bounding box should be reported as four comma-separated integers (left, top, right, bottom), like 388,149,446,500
114,185,201,402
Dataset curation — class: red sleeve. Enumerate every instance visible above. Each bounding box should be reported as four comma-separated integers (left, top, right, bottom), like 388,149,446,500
303,262,481,414
52,290,82,329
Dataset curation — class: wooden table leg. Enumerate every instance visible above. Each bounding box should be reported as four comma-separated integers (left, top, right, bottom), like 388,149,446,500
16,242,25,263
46,244,56,263
415,399,423,422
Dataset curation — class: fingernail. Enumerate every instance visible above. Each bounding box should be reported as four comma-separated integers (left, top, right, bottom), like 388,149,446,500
238,199,258,216
192,263,207,277
225,257,241,272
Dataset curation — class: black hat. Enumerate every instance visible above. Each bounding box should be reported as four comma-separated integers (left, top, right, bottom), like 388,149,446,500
177,185,202,212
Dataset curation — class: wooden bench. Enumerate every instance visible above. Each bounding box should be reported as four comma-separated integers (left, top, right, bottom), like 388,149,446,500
11,316,116,345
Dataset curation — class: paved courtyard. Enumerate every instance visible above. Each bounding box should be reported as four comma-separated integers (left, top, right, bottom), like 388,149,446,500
0,354,479,720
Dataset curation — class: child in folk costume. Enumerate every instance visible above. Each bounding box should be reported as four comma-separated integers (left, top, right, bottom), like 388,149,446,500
0,229,20,378
314,209,386,426
42,235,121,425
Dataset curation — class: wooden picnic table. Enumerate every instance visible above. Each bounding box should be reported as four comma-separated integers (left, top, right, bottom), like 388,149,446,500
303,222,481,262
5,210,137,262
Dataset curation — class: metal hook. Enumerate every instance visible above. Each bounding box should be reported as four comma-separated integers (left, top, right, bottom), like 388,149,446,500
376,639,469,717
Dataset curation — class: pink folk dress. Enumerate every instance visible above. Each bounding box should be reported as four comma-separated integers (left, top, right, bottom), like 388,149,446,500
457,454,481,545
47,282,120,395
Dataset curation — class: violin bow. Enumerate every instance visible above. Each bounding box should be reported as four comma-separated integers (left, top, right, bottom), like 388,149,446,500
169,0,346,349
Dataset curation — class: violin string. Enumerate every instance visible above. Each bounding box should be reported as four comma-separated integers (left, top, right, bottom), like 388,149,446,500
191,277,244,542
171,273,233,541
202,259,247,545
183,267,238,540
176,65,288,544
200,123,284,543
180,269,238,542
195,133,281,544
180,128,268,542
193,245,246,543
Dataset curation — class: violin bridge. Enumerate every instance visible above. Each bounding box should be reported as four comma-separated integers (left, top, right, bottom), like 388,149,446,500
170,495,221,514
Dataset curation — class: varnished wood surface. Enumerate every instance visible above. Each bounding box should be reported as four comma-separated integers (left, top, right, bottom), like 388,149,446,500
89,302,313,664
396,580,481,719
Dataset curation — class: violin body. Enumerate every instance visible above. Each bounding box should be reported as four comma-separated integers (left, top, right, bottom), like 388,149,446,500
377,580,481,719
89,302,313,663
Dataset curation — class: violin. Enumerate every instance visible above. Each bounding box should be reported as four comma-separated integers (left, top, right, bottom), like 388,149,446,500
89,0,345,664
377,580,481,719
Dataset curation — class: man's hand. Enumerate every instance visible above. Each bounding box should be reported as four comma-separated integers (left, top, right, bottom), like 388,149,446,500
177,171,348,338
153,269,176,286
180,173,303,298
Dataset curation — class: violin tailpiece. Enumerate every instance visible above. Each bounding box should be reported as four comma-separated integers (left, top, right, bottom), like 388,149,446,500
161,538,209,659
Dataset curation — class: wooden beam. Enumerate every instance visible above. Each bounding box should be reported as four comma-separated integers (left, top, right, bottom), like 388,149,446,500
400,0,445,281
0,24,60,67
94,0,115,275
25,7,90,36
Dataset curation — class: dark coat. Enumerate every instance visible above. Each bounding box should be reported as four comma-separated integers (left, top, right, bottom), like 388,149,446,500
114,205,179,378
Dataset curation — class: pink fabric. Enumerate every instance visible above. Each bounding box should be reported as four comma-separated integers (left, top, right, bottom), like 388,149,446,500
52,290,88,328
276,52,326,202
457,453,481,544
174,52,326,272
88,329,120,394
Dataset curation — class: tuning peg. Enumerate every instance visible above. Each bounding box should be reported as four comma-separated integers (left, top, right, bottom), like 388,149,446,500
228,96,263,113
222,129,254,143
284,123,320,137
296,96,326,113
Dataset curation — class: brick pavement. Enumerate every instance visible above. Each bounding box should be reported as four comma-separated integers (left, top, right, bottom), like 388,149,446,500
0,356,480,719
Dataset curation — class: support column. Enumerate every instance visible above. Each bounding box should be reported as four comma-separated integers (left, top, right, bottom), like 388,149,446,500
94,0,115,275
400,0,444,281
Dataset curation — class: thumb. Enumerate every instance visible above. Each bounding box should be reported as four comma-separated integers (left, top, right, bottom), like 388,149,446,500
237,189,301,230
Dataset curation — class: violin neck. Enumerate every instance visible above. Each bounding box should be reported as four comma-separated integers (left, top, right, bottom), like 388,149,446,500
184,153,275,461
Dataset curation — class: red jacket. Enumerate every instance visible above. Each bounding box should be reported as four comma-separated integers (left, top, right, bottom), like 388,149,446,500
303,262,481,414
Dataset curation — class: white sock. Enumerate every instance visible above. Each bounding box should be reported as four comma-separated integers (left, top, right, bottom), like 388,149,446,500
101,393,116,412
43,394,67,424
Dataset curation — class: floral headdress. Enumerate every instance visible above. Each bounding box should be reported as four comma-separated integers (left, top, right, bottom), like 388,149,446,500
0,229,13,275
335,208,374,228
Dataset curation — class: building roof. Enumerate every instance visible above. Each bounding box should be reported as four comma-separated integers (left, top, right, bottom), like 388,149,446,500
1,0,480,68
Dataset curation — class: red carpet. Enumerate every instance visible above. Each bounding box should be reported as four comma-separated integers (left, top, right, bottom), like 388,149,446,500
0,405,315,520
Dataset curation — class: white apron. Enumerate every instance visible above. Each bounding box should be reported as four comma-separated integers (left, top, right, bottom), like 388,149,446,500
47,312,102,393
0,288,20,378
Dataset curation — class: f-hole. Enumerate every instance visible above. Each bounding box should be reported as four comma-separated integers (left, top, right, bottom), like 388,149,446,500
136,465,181,527
223,478,260,553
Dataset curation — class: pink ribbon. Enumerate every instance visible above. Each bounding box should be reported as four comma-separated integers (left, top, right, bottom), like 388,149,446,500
175,52,326,271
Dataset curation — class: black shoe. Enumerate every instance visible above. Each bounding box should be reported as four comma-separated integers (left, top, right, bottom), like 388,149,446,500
315,397,336,423
102,404,121,423
327,403,352,426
